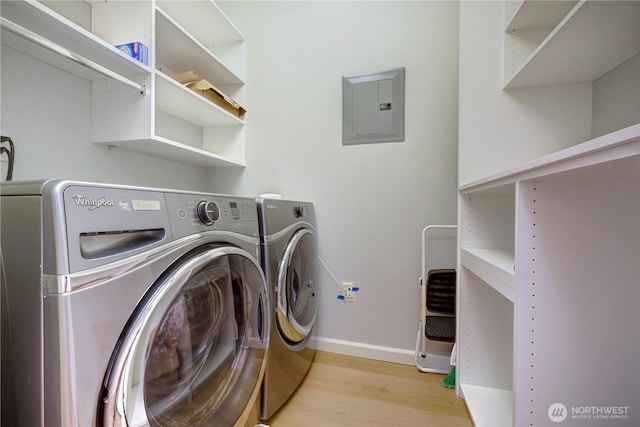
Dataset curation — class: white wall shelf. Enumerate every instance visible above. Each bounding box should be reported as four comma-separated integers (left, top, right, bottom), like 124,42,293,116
504,1,578,32
0,0,149,84
97,136,240,168
460,384,513,427
459,123,640,191
155,71,243,128
155,7,244,89
1,0,247,168
458,266,514,426
156,0,245,47
155,0,245,87
458,123,640,426
460,248,515,302
504,0,640,89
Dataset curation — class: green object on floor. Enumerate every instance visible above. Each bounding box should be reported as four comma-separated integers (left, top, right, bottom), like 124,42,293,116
440,367,456,389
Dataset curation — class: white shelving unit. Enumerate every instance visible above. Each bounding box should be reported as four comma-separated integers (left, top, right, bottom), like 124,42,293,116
458,124,640,426
0,0,247,167
458,1,640,423
503,0,640,89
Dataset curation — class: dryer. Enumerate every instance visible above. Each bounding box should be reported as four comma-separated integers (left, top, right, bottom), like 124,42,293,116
0,180,269,427
256,197,319,421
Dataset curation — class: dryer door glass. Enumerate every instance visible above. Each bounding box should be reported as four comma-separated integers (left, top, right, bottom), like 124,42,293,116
276,229,319,345
101,246,268,427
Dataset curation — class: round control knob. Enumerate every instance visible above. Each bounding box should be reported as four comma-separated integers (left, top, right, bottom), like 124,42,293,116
293,205,305,218
197,201,220,225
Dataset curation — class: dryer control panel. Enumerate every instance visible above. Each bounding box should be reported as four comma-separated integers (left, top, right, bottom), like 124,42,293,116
257,198,316,237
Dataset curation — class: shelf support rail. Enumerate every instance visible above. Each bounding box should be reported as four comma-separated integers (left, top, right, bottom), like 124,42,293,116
0,17,145,95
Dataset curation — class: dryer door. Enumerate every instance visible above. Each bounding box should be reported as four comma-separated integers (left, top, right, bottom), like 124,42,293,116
101,245,268,427
276,228,319,347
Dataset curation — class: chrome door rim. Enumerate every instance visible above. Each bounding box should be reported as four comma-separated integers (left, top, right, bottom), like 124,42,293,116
101,245,268,427
275,228,318,344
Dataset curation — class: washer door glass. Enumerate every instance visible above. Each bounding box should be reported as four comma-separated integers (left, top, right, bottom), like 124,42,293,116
101,246,268,427
276,229,318,346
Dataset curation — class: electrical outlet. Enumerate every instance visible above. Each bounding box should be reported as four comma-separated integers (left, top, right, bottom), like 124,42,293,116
341,282,354,301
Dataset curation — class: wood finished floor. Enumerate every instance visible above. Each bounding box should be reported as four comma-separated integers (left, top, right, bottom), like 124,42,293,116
262,351,472,426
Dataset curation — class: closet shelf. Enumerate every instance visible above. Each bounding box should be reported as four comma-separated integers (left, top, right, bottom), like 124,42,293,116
155,7,243,87
504,0,577,32
504,0,640,89
96,136,244,168
156,0,245,47
0,0,149,82
460,248,515,302
155,72,244,128
460,123,640,191
1,17,144,93
460,383,513,427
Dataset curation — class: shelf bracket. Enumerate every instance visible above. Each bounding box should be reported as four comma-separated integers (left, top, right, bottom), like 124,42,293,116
0,17,145,94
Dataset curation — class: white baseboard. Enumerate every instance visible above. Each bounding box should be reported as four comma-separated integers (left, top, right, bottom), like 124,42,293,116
311,336,415,366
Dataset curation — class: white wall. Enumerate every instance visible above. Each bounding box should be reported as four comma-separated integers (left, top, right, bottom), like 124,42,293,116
458,1,593,185
211,1,460,362
0,46,206,190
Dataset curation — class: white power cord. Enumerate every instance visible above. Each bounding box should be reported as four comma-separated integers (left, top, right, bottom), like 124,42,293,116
317,256,343,290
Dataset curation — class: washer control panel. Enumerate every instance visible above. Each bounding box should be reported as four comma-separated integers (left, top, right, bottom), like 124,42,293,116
165,193,259,238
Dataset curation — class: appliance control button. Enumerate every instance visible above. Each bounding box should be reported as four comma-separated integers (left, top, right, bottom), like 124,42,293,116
197,201,220,225
293,206,305,218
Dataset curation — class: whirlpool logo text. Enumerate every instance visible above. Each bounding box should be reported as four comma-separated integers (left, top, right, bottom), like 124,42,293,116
72,195,115,210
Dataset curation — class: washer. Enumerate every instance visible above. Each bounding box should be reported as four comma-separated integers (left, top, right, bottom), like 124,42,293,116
0,180,269,427
256,197,319,421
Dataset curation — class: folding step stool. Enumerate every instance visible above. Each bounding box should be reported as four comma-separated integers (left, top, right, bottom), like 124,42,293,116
415,225,457,374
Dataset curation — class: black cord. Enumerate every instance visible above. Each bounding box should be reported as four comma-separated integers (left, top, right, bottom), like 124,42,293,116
0,136,15,181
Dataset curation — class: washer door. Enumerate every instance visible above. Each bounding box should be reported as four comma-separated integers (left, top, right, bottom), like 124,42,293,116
276,228,318,347
101,245,268,427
